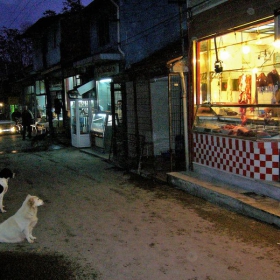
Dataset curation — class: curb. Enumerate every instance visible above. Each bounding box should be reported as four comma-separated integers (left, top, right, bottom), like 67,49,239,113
167,172,280,228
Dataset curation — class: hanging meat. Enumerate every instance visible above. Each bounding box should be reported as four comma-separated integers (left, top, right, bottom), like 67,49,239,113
256,72,268,87
238,74,251,104
267,69,280,86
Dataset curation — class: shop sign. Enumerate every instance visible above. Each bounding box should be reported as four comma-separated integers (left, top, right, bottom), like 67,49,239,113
95,64,119,78
50,84,62,91
50,78,62,91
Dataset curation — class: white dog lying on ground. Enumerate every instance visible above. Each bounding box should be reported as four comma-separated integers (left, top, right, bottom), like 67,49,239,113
0,194,44,243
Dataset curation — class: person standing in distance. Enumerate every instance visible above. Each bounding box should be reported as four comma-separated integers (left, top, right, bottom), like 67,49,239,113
21,106,33,140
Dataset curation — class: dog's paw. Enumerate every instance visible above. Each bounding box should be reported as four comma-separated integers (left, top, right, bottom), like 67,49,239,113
30,235,36,240
0,209,6,213
27,239,34,243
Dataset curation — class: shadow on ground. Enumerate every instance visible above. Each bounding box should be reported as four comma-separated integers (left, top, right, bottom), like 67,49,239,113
0,251,98,279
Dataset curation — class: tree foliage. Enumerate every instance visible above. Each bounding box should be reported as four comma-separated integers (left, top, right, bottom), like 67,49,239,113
43,10,57,17
61,0,84,14
0,27,32,76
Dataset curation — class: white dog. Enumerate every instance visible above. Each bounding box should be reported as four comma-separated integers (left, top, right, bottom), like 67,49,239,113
0,194,44,243
0,168,15,213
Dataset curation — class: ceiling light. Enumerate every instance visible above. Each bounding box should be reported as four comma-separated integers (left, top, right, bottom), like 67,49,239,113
273,39,280,48
242,45,251,54
220,49,229,60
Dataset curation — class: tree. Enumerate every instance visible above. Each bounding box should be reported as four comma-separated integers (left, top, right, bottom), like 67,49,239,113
61,0,84,14
43,10,57,17
0,27,32,77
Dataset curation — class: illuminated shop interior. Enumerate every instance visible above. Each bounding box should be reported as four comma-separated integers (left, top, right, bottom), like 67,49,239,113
193,19,280,139
196,20,279,107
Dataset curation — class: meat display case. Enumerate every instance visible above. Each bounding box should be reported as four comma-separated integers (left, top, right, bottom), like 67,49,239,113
70,99,94,148
90,112,115,152
193,103,280,140
192,103,280,181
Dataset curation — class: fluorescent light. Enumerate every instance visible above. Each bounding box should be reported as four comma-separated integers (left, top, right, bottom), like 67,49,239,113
99,78,111,83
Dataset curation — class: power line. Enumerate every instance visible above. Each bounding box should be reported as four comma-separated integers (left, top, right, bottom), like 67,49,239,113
3,0,92,29
4,0,34,29
121,11,180,46
4,0,55,29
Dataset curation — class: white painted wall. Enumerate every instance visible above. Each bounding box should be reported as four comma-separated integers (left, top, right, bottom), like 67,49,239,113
150,77,170,155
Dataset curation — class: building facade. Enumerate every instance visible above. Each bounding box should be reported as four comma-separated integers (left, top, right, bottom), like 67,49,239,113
19,0,280,182
190,0,280,181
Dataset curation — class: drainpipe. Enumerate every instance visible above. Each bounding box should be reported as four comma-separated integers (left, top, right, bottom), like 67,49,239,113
178,2,189,171
167,58,189,171
110,0,125,58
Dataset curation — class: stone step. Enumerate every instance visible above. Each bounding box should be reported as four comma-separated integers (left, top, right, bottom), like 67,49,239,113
167,171,280,228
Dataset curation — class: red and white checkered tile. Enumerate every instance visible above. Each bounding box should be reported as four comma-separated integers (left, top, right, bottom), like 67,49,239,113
193,133,280,181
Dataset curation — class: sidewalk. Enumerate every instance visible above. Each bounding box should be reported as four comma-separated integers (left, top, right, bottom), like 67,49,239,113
80,146,280,228
167,165,280,228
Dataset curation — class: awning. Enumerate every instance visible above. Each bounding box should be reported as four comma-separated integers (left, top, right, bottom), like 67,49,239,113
73,53,122,68
77,80,95,95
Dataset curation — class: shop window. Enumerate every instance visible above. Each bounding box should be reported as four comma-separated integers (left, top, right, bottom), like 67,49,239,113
97,79,111,112
75,75,81,86
195,20,279,106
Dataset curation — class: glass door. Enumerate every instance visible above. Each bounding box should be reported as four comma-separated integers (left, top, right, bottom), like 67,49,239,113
78,100,89,134
70,100,76,135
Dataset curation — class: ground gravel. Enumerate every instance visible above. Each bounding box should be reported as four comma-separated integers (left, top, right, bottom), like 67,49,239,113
0,135,280,280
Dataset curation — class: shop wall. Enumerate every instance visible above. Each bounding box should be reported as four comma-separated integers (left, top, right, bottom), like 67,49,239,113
87,0,118,54
125,78,153,152
61,14,91,63
135,78,153,145
150,77,169,155
119,0,182,67
126,81,134,133
194,133,280,181
32,40,44,72
45,24,61,67
189,0,280,40
29,20,62,72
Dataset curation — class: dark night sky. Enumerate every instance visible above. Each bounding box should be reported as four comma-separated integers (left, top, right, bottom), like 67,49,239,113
0,0,93,30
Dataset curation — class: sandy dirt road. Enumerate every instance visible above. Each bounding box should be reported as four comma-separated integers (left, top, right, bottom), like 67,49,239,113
0,145,279,279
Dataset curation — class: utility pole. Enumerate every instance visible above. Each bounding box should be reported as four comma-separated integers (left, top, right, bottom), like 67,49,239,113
168,0,190,171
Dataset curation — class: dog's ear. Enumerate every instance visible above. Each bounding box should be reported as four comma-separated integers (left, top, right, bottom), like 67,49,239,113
27,196,36,208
